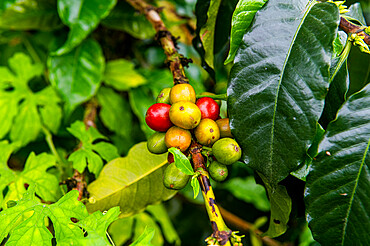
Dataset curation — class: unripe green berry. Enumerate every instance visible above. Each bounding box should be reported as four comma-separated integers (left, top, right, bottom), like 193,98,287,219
156,87,171,104
163,162,190,190
212,138,242,165
208,161,228,182
147,132,167,154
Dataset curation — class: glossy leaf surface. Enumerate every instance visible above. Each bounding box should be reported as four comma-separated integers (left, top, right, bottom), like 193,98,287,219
48,39,105,114
55,0,116,55
305,84,370,246
87,142,176,217
319,61,349,129
224,0,268,64
0,0,62,31
228,1,339,184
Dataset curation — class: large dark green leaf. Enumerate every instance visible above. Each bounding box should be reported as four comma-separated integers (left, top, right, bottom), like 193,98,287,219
86,142,176,217
55,0,116,55
48,39,105,114
0,0,62,31
305,84,370,246
224,0,268,64
228,1,339,184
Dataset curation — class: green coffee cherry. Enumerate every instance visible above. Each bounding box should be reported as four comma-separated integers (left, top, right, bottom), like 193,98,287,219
163,162,190,190
156,88,171,104
212,138,242,165
208,161,228,182
147,132,167,154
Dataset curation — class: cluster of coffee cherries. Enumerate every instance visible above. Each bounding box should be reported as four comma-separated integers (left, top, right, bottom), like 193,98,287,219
145,83,241,190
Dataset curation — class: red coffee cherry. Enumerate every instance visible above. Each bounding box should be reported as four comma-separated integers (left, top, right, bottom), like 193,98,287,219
196,97,220,120
145,103,173,132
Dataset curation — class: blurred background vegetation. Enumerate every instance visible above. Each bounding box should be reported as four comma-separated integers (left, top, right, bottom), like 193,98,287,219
0,0,369,245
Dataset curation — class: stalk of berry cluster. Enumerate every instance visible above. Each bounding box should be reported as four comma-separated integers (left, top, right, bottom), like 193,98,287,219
191,142,233,245
125,0,243,244
125,0,191,84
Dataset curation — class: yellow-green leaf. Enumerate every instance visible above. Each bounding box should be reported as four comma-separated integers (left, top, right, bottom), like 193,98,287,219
87,142,176,217
104,59,147,91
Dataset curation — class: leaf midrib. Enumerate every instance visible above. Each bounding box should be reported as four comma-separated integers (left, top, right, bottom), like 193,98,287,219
341,137,370,245
269,1,316,179
92,160,168,201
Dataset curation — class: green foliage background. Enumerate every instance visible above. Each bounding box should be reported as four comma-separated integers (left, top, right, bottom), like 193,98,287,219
0,0,369,245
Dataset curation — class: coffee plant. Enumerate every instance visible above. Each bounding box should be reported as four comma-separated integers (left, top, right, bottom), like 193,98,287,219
0,0,369,245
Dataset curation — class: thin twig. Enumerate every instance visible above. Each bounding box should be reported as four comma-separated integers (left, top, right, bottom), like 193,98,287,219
125,0,192,85
70,99,98,201
339,17,370,45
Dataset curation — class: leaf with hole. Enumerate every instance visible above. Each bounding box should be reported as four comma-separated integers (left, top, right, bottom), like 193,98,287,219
0,185,89,245
59,207,120,246
0,150,63,209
